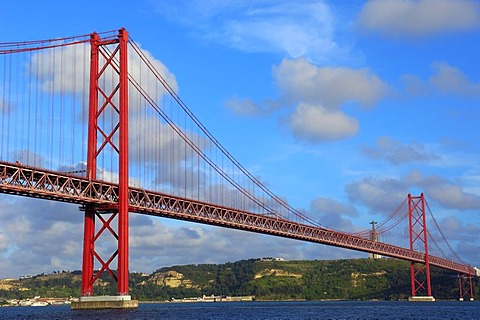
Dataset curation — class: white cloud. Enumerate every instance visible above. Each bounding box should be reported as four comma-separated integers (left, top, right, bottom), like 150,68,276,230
150,0,348,63
358,0,480,38
425,216,480,263
271,58,388,143
228,58,389,143
129,216,365,271
289,103,358,142
311,196,358,217
221,2,337,59
362,136,440,165
32,43,89,94
309,196,358,232
224,96,280,116
423,179,480,210
399,62,480,100
404,170,480,211
346,170,480,214
274,58,389,109
429,62,480,95
433,216,480,242
129,116,208,166
0,197,83,277
127,44,179,109
32,42,177,114
225,96,263,116
346,176,408,214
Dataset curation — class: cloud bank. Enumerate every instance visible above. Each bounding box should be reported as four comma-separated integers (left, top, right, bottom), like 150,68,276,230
346,170,480,214
228,58,389,143
358,0,480,38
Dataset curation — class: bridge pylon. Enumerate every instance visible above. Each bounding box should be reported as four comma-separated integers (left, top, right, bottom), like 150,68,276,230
72,28,137,310
407,193,435,302
458,273,475,301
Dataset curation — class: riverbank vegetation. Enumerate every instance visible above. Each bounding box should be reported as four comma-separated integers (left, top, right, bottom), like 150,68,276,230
0,258,477,301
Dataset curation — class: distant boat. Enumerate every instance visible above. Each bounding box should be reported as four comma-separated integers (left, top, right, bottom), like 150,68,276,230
30,301,49,307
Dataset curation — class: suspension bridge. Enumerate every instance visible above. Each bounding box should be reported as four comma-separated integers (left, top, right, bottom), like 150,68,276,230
0,29,477,309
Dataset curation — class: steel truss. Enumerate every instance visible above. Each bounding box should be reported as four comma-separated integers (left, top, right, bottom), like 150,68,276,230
0,161,475,278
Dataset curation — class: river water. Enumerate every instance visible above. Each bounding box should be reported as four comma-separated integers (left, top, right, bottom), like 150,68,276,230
1,300,478,319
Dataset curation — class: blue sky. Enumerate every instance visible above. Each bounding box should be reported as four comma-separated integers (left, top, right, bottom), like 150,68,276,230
1,0,480,279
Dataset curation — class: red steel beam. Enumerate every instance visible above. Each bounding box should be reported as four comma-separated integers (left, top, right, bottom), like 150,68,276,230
81,31,100,297
0,161,476,276
117,28,129,296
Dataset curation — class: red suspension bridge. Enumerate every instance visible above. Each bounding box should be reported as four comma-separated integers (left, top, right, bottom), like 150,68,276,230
0,29,477,308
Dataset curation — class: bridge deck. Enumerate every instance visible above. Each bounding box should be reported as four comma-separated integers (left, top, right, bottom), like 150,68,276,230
0,161,475,276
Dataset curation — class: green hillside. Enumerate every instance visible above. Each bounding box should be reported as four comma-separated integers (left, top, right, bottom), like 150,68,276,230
0,258,477,302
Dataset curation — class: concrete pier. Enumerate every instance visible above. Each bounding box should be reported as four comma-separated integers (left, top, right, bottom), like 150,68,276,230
71,295,138,310
408,296,436,302
459,298,475,301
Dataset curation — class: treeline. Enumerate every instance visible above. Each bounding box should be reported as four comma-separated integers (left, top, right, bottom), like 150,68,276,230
0,258,477,302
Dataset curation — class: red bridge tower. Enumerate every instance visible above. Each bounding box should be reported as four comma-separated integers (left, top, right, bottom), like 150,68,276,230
73,28,137,309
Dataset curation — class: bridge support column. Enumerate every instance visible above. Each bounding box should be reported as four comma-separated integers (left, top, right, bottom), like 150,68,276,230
80,207,95,296
76,28,136,309
458,273,474,301
408,193,434,302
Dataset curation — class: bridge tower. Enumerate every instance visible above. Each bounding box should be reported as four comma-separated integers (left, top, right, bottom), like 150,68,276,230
407,193,435,302
458,273,475,301
73,28,137,309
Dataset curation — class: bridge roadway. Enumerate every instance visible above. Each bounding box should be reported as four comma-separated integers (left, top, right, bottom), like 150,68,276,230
0,161,475,276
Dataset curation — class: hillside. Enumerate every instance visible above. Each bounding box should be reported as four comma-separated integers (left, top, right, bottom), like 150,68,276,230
1,258,477,302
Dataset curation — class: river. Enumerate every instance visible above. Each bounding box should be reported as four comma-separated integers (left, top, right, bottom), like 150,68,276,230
1,300,479,319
